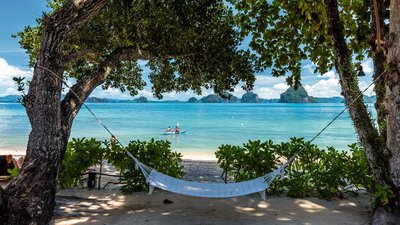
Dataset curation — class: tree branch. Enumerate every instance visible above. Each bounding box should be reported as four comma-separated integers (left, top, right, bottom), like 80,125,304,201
63,48,97,65
60,46,142,137
324,0,390,185
24,0,109,124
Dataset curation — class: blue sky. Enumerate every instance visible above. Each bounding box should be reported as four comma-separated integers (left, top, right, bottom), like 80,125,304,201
0,1,375,100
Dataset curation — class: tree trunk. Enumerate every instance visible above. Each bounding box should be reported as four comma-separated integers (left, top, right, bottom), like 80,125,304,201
0,1,108,224
324,0,400,224
4,20,66,224
369,0,400,223
323,0,389,185
386,0,400,194
369,0,387,137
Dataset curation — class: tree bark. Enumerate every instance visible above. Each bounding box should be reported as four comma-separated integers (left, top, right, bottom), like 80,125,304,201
386,0,400,191
324,0,400,224
323,0,389,185
369,0,400,223
369,0,387,136
0,1,108,224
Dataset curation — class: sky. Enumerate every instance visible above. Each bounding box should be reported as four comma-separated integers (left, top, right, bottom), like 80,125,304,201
0,1,375,101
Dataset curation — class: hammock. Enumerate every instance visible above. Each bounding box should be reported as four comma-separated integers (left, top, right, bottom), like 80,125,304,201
39,64,380,201
126,151,288,200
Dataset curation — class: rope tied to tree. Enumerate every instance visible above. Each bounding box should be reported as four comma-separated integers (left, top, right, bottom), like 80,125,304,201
373,0,384,53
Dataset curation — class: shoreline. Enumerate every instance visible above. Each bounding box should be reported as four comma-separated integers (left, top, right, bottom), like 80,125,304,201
0,147,217,161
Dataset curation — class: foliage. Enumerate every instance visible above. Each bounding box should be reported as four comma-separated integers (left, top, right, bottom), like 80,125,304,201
58,138,183,194
215,138,372,199
15,0,257,99
109,139,184,194
216,140,279,181
346,143,373,192
373,184,396,208
58,138,104,189
6,167,20,178
229,0,385,86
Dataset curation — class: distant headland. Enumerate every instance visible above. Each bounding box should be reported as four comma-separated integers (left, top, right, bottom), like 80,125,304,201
0,87,376,104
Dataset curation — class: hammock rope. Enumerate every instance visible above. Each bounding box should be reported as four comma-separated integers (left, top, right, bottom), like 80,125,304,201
36,65,385,199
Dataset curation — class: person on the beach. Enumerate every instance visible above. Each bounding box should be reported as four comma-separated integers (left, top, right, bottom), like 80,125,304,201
111,135,116,144
166,126,172,132
0,154,17,176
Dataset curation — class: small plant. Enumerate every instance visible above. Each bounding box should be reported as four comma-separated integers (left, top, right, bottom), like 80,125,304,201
373,184,396,208
7,166,20,177
347,143,373,192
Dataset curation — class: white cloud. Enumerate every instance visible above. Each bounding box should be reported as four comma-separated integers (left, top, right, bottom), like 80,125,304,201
137,89,153,97
273,82,289,91
255,87,282,99
1,87,19,96
254,75,286,86
91,87,130,99
232,86,246,97
318,70,337,79
304,78,342,97
361,60,373,74
0,58,32,87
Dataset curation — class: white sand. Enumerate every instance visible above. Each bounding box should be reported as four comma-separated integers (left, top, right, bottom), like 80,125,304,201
53,189,371,225
182,152,217,161
0,147,26,157
0,148,217,160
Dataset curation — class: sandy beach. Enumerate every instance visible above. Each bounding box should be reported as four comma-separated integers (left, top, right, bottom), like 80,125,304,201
52,189,371,225
49,160,371,225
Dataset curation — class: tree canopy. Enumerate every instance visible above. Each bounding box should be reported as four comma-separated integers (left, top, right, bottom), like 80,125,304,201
17,0,257,99
230,0,389,86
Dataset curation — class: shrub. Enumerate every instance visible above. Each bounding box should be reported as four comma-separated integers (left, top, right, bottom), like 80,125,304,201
215,138,372,199
216,140,279,182
58,138,104,189
115,139,184,194
58,138,184,194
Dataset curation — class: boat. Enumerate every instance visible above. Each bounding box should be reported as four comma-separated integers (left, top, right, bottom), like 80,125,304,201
162,130,186,135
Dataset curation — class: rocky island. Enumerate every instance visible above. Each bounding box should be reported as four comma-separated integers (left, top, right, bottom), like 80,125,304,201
279,86,317,103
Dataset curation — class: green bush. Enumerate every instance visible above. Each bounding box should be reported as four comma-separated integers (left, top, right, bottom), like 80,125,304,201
216,140,279,182
58,138,104,189
347,143,373,192
115,139,184,194
58,138,184,194
215,138,372,199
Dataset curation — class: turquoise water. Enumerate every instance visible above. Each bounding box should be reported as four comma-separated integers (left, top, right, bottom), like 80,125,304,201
0,103,376,154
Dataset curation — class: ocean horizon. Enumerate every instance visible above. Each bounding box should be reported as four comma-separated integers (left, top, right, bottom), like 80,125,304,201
0,102,376,157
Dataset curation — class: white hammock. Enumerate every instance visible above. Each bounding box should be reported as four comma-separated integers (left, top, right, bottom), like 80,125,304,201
126,152,288,200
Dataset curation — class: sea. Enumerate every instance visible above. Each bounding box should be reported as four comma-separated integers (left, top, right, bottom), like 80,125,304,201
0,102,377,157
